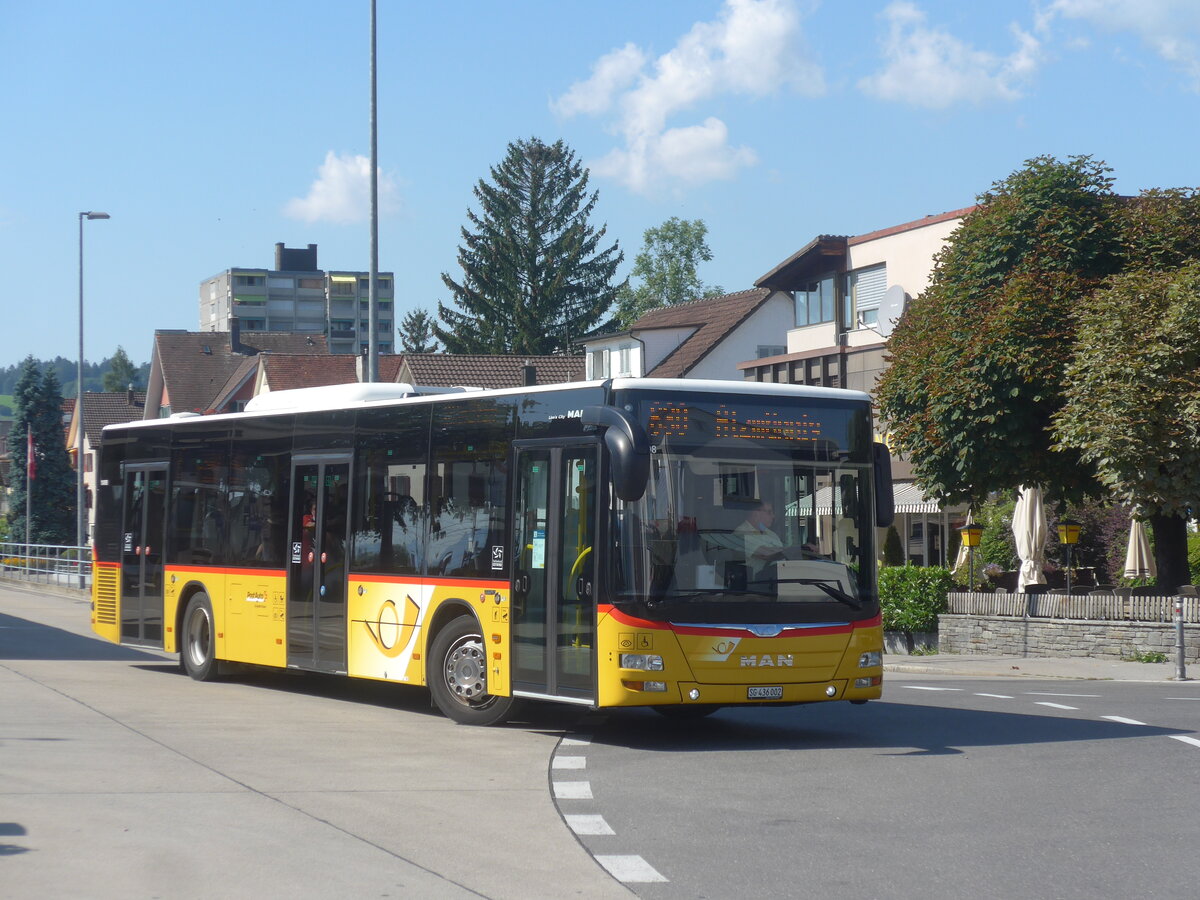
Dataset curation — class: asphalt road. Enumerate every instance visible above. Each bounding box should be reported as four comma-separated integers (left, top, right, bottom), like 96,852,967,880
6,581,1199,899
563,678,1200,899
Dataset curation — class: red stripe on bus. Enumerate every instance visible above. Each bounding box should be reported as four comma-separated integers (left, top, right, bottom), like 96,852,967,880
599,604,880,636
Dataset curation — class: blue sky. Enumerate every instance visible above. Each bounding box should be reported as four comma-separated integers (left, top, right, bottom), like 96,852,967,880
3,0,1199,368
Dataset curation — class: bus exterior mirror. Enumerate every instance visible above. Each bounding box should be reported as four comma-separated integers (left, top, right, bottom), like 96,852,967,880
582,405,650,502
873,442,894,527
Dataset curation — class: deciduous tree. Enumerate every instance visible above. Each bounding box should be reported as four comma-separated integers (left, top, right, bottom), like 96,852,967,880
876,155,1122,506
613,217,723,328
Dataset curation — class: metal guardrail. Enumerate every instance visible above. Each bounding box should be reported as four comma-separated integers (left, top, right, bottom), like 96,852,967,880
948,590,1200,623
0,542,91,589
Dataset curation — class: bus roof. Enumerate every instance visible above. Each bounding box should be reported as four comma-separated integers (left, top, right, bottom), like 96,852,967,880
105,377,872,434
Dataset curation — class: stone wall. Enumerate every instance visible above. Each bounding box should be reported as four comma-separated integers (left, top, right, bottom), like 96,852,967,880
939,614,1200,662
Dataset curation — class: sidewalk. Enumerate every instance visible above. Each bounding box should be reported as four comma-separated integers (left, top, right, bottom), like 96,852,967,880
884,652,1194,683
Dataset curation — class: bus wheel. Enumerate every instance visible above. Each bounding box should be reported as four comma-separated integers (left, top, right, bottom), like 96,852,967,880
429,615,514,726
181,593,219,682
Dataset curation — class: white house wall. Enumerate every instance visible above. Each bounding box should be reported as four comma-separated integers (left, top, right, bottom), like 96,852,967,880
688,293,795,379
846,215,961,300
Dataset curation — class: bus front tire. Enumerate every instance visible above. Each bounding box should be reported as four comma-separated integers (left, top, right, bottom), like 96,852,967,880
429,615,514,726
180,593,219,682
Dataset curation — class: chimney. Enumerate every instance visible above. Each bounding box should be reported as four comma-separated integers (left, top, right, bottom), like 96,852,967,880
522,362,537,386
229,315,247,354
274,242,285,270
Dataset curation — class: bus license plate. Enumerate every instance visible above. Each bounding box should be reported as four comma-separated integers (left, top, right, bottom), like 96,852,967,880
748,686,783,700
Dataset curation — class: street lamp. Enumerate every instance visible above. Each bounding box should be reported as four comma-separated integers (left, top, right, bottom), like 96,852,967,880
78,211,110,562
1057,518,1081,594
959,522,982,590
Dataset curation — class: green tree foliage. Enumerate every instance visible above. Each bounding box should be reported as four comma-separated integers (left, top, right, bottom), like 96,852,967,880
882,525,905,567
877,155,1122,506
102,345,139,391
613,217,723,328
397,307,439,353
879,565,953,633
436,137,623,354
1055,261,1200,591
9,357,76,543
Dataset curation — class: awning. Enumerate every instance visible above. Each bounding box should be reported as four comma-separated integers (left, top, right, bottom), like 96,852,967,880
891,482,946,514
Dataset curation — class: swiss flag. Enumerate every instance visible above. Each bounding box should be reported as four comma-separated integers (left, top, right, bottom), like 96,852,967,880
26,428,36,481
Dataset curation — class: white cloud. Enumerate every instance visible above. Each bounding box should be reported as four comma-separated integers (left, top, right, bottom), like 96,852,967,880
859,1,1042,109
1043,0,1200,88
285,151,399,224
554,0,824,193
551,43,646,117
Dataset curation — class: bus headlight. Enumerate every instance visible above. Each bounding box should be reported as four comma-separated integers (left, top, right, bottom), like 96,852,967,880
620,653,664,671
859,651,882,668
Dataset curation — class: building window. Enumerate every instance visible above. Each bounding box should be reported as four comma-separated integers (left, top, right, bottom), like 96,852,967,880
234,274,265,287
332,281,356,296
757,345,786,358
588,348,608,379
614,346,633,377
796,275,836,327
843,264,887,329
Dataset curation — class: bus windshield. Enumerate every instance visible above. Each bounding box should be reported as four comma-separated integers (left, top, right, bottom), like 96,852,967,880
610,390,878,625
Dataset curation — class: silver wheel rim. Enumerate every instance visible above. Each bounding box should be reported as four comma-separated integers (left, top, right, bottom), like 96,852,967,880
186,606,211,668
443,634,493,708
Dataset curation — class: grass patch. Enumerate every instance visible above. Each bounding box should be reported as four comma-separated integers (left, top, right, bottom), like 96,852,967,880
1123,650,1168,664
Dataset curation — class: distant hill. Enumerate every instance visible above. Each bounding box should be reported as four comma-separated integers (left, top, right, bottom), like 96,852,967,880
0,358,151,419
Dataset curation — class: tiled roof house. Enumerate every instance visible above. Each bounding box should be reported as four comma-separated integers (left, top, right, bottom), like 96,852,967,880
397,354,585,389
580,288,793,381
143,328,330,418
67,389,147,539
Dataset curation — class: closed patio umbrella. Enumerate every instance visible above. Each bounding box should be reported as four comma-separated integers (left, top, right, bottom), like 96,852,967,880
1123,519,1156,581
1012,485,1047,593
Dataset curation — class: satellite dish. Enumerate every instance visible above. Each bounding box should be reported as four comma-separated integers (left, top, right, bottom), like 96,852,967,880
875,285,908,338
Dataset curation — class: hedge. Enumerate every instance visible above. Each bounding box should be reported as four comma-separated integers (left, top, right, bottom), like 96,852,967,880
879,565,953,633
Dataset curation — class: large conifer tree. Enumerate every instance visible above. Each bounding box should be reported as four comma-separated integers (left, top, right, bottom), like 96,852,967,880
10,357,77,543
436,137,623,354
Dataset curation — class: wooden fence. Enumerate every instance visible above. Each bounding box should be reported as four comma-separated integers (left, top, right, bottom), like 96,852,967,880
947,591,1200,624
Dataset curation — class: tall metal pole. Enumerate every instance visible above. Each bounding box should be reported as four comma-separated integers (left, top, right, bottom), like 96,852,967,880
367,0,380,382
78,211,109,561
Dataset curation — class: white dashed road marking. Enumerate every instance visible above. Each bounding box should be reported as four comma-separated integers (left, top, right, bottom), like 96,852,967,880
1169,735,1200,749
565,814,615,836
1036,702,1079,710
561,735,593,746
1027,692,1101,698
554,781,593,799
975,693,1014,699
1102,716,1148,726
903,686,963,691
553,755,587,769
595,855,668,883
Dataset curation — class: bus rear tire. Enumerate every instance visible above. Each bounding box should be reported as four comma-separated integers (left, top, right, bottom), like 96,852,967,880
180,593,219,682
429,615,514,726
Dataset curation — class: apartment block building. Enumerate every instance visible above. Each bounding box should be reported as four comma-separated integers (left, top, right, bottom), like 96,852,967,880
199,243,395,354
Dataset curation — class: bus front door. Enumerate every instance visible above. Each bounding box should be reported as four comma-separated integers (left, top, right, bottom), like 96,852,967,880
512,444,598,703
287,458,350,673
120,464,167,646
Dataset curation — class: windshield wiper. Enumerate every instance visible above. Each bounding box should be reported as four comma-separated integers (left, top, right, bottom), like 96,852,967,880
764,577,864,610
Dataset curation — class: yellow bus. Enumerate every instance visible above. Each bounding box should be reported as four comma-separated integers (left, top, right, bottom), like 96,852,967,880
90,377,893,724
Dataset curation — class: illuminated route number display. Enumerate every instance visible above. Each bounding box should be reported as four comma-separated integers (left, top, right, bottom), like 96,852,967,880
647,403,823,444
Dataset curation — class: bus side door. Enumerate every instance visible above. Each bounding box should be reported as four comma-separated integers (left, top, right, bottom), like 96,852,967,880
512,442,598,702
120,463,167,646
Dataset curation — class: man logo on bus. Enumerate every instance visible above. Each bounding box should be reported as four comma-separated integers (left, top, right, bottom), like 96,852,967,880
740,654,795,667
